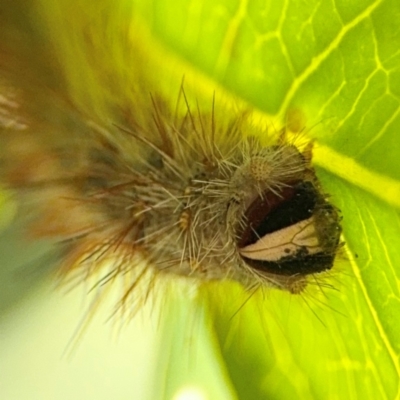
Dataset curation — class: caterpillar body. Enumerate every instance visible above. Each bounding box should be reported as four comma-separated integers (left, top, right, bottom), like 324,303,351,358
0,83,342,300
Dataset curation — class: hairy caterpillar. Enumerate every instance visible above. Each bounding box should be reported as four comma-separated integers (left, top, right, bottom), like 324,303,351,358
0,83,342,300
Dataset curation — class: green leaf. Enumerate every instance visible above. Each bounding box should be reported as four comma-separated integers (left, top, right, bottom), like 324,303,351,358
131,0,400,399
2,1,399,399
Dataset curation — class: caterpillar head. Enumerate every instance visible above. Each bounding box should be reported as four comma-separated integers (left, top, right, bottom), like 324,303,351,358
227,143,342,294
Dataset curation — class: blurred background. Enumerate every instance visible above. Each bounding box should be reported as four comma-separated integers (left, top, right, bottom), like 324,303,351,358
0,218,157,400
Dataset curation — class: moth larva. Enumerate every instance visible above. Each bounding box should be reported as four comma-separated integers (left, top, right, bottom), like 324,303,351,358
1,83,342,301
